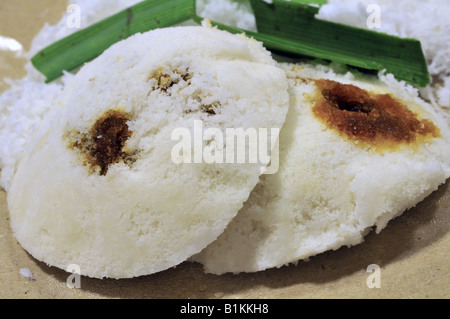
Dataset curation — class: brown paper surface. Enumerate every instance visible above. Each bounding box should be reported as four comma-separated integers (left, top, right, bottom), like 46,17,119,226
0,0,449,299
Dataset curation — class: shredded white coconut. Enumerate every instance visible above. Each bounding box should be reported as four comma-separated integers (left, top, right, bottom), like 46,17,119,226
197,0,257,31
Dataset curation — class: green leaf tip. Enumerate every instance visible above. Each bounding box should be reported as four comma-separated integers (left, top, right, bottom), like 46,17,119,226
31,0,196,83
249,0,430,87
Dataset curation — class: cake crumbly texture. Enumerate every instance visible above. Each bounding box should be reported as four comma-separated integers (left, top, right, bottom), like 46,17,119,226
0,0,254,191
193,63,450,274
6,25,289,279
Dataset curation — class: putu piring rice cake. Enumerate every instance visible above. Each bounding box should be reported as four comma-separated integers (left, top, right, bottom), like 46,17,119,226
7,25,289,279
193,63,450,274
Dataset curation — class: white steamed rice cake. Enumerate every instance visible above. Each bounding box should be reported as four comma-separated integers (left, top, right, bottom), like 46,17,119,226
193,63,450,274
6,25,289,279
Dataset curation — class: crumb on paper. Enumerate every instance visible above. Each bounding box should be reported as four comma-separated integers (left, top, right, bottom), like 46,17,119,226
20,268,35,281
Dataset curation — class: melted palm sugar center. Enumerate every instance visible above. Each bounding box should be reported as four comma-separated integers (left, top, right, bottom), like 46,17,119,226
68,109,134,175
313,79,440,150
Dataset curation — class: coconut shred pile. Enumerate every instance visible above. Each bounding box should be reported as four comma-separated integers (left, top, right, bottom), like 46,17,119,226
0,0,449,191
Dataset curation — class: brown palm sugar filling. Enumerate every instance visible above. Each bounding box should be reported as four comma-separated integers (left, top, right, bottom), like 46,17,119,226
68,109,134,175
313,79,440,150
